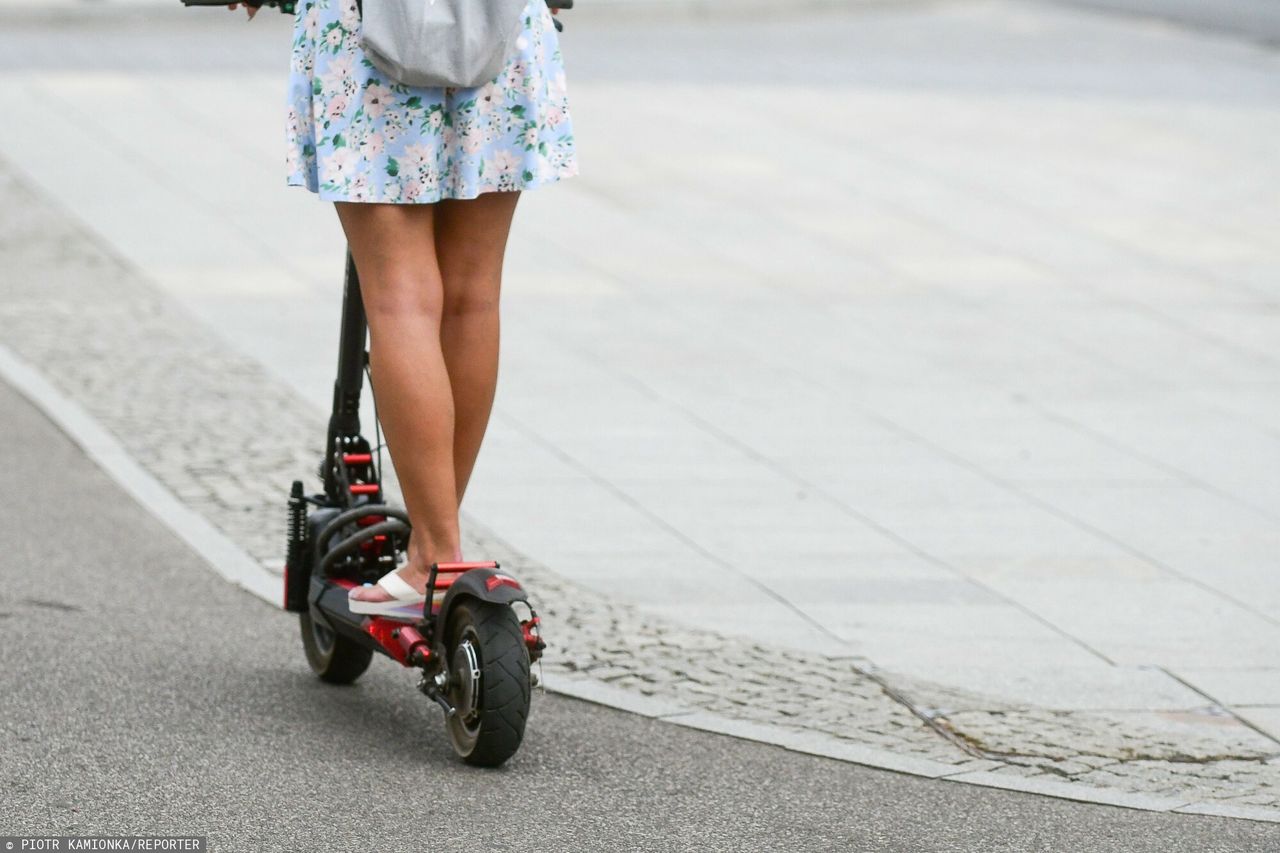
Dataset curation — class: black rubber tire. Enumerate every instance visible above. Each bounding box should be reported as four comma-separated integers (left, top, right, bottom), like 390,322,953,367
444,599,531,767
300,610,373,685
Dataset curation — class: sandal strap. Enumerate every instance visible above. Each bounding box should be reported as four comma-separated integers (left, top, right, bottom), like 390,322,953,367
377,569,421,600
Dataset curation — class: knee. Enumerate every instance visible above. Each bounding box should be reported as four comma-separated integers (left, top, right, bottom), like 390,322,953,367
442,273,501,318
443,293,499,318
361,273,445,323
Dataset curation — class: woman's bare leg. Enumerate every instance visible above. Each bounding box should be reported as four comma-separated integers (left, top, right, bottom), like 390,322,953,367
434,190,522,505
333,201,462,601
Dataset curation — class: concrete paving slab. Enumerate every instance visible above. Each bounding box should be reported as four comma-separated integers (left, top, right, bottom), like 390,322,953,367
972,576,1280,668
1177,669,1280,707
887,663,1216,712
1234,707,1280,743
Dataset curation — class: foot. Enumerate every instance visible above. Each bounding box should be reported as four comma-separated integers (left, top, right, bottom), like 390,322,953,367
347,561,430,618
348,562,429,603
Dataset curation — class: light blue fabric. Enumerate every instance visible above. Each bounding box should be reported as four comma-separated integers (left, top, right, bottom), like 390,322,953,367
285,0,579,203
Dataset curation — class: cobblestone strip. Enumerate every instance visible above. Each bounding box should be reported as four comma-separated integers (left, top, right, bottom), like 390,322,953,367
2,161,1277,820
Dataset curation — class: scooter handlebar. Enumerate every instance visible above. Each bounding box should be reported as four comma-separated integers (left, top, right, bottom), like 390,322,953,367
181,0,574,6
181,0,297,11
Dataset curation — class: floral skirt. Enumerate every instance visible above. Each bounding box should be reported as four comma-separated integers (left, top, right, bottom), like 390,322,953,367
284,0,579,203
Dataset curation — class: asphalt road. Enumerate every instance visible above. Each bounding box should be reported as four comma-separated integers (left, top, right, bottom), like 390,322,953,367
1,381,1277,851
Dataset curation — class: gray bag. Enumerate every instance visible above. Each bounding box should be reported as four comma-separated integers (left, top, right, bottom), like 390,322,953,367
358,0,529,89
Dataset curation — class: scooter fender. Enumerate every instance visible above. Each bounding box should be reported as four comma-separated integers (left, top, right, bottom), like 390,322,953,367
436,568,529,631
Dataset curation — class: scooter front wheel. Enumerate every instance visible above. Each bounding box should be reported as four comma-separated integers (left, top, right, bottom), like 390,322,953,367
300,610,374,684
444,599,531,766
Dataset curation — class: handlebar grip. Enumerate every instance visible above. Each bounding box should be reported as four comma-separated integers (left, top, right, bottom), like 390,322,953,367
180,0,295,8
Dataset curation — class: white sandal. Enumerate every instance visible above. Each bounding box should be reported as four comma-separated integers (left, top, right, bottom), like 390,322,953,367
347,567,427,617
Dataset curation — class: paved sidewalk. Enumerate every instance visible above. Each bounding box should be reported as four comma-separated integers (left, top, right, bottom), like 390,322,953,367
0,0,1278,821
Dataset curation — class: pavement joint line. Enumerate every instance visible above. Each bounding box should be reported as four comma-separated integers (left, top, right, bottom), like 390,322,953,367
1159,665,1280,752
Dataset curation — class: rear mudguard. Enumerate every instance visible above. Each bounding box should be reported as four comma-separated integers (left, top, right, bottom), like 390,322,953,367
436,568,529,635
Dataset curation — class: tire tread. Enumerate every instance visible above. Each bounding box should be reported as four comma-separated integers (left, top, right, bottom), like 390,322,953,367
448,600,531,766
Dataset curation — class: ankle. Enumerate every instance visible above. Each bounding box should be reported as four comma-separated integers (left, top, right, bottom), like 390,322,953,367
405,544,463,572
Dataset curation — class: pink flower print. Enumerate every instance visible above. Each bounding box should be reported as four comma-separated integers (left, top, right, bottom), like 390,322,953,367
303,5,320,39
349,172,370,201
320,146,360,184
403,178,424,202
492,149,521,177
426,110,444,133
325,26,345,51
362,83,393,120
522,126,539,149
359,132,384,159
402,142,433,175
320,54,354,95
326,93,349,123
545,105,564,128
339,0,360,28
504,61,528,89
476,81,503,116
460,126,485,155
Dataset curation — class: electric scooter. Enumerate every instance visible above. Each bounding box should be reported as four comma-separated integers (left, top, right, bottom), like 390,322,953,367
180,0,566,766
282,251,545,767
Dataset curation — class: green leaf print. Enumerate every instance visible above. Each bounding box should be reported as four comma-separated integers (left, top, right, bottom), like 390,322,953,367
333,133,346,148
405,96,423,109
522,170,534,182
386,158,400,177
510,105,526,118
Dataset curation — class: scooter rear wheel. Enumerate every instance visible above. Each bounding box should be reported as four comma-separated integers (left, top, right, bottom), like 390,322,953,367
300,610,373,684
444,599,531,766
